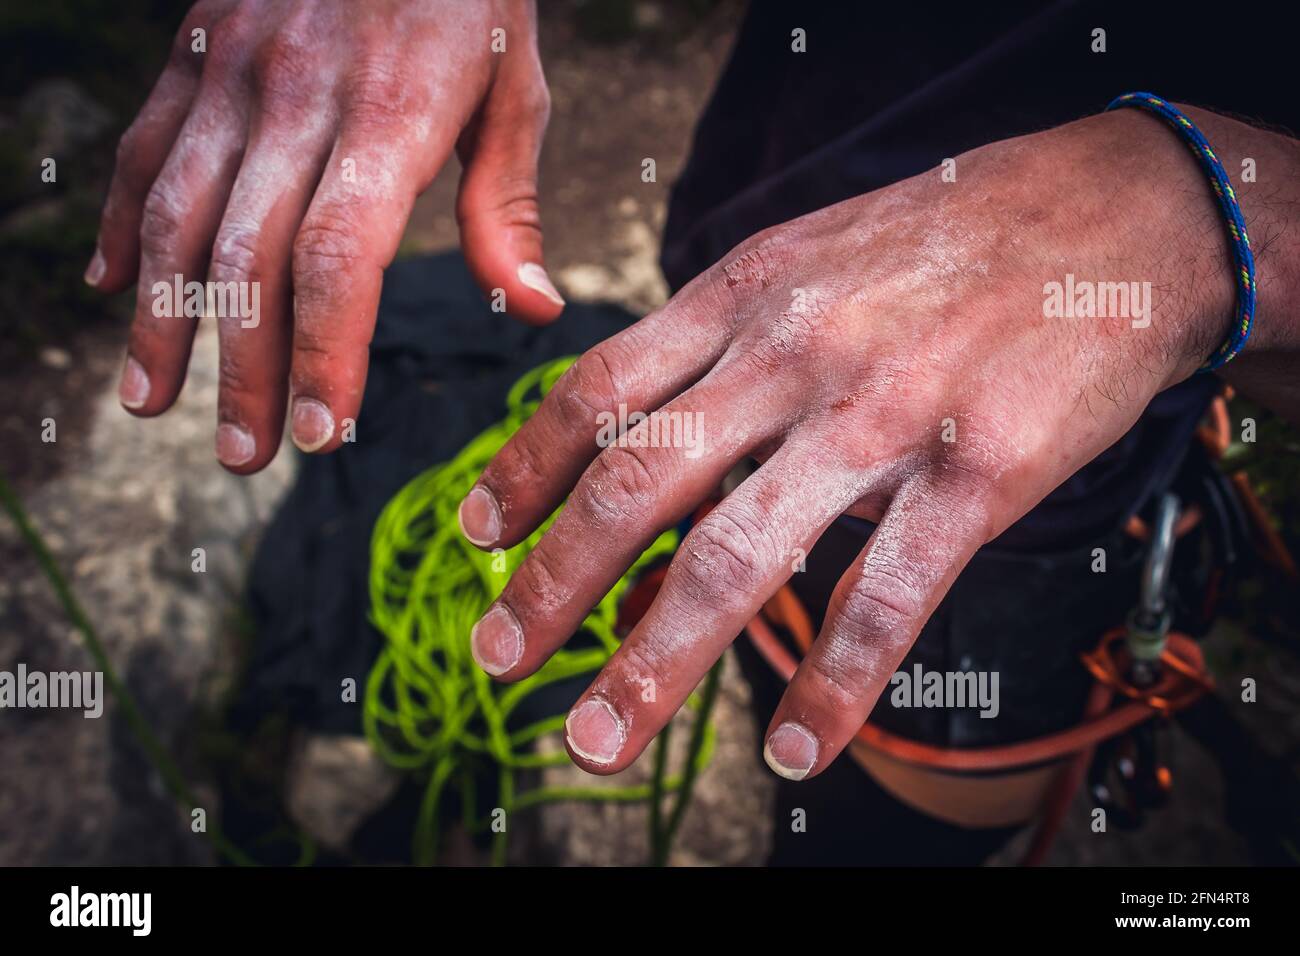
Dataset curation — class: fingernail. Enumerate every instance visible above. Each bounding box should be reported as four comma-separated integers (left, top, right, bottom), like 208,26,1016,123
458,485,502,547
470,604,524,676
565,697,626,766
764,722,818,781
291,397,334,452
84,247,106,287
215,423,256,467
517,262,565,307
119,356,150,409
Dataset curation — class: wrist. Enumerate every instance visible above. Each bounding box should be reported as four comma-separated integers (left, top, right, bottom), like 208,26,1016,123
1104,104,1300,388
1093,107,1240,386
1173,107,1300,421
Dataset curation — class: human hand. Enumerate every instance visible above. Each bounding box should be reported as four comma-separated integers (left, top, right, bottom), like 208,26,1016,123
86,0,560,472
458,107,1250,780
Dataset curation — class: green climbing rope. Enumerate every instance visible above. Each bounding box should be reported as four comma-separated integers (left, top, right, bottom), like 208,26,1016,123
363,357,719,866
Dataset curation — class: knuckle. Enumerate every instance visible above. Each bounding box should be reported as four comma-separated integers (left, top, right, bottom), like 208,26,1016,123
915,446,1004,542
533,90,552,125
499,426,553,489
729,341,782,380
252,31,316,114
616,639,675,699
343,57,410,130
737,310,821,377
835,566,924,644
679,509,772,599
209,226,260,281
457,178,540,232
493,192,542,233
139,184,188,253
203,17,251,80
668,547,730,608
292,211,375,331
554,348,622,424
510,545,570,617
208,3,261,63
573,446,657,528
805,648,871,711
293,208,366,275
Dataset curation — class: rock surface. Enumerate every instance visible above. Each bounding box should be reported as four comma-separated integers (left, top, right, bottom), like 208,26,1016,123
0,323,295,865
285,735,402,853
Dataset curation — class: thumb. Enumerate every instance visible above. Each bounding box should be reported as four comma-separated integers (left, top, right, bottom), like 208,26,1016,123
457,78,562,325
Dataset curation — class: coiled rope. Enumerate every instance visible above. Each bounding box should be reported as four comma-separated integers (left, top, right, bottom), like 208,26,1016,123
363,357,719,866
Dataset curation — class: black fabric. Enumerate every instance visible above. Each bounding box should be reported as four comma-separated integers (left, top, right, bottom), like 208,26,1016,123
661,0,1291,550
236,253,636,732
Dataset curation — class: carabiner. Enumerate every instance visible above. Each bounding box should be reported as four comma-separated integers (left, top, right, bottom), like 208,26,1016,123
1126,492,1180,685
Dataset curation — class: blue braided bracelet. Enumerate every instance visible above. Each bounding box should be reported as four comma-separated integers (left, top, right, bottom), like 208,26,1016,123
1105,92,1255,372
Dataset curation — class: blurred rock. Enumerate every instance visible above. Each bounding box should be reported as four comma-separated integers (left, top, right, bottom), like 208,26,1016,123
286,735,402,853
556,219,670,314
0,323,294,865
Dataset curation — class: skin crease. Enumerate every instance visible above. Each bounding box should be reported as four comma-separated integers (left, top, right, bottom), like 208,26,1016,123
463,106,1300,781
86,0,561,474
88,2,1300,782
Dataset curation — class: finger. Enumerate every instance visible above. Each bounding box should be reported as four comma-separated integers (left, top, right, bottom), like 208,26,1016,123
456,49,561,324
469,359,787,683
457,282,738,550
287,52,476,455
762,472,995,782
559,439,869,773
287,129,428,454
210,125,335,471
208,22,343,472
120,37,252,417
87,3,219,291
